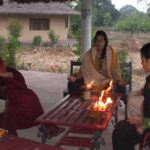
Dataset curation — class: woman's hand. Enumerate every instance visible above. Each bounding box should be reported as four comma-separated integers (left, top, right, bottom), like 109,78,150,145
67,75,77,82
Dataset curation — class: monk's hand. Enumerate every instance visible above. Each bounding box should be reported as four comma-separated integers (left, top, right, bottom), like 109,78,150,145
68,75,77,82
4,72,14,78
127,117,141,125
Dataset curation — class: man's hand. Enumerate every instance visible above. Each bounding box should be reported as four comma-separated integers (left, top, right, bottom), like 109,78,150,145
136,124,144,135
127,117,141,125
67,75,77,82
118,81,126,86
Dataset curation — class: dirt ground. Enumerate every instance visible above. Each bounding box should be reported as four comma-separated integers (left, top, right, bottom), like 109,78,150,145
16,31,150,89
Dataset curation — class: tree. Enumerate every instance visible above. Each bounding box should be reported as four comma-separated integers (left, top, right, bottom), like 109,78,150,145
103,12,112,26
92,0,120,26
115,13,150,33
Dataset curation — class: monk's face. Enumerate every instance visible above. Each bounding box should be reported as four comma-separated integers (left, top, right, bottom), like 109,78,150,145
95,35,106,52
141,55,150,72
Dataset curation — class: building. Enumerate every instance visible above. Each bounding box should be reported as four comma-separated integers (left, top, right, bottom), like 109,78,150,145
0,2,79,43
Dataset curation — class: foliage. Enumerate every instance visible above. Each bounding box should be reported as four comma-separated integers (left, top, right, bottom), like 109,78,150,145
48,30,59,46
73,30,81,56
92,0,120,26
0,36,7,61
70,1,81,34
120,5,138,17
6,18,22,68
119,50,130,82
7,18,22,39
32,35,42,47
119,49,129,63
6,37,19,68
115,13,150,33
0,36,6,51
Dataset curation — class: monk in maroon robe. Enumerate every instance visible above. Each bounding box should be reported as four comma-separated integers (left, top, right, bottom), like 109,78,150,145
0,58,44,135
0,58,65,136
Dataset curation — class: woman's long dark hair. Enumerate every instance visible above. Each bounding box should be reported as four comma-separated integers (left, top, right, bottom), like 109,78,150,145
93,30,108,59
141,43,150,59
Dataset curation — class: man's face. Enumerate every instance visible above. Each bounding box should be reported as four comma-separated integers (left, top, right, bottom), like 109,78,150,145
141,55,150,72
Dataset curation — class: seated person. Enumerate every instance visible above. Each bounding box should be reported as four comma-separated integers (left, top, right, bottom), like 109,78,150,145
112,43,150,150
68,30,124,93
0,58,44,135
127,90,144,118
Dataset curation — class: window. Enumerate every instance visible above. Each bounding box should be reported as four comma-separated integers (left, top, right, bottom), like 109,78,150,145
30,18,49,30
65,17,69,28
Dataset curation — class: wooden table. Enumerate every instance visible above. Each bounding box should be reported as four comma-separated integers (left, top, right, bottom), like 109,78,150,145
0,134,63,150
36,93,121,150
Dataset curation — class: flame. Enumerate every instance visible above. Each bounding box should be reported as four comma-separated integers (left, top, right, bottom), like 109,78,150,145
99,90,105,101
105,97,113,105
105,80,113,94
87,80,94,90
93,80,113,112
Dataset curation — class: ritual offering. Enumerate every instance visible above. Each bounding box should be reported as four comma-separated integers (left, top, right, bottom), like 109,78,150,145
87,80,114,118
84,80,94,101
0,128,8,138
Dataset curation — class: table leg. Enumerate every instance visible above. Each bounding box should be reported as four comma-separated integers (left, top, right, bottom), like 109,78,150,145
93,131,105,150
37,124,49,143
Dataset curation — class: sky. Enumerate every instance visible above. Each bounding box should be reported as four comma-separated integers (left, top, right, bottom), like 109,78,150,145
111,0,149,12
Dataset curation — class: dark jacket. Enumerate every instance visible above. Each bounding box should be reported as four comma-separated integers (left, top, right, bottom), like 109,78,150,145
144,74,150,118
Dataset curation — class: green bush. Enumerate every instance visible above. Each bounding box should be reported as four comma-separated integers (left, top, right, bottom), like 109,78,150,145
0,36,7,61
32,35,42,47
48,30,59,46
6,18,22,68
119,50,131,82
115,14,150,33
6,37,19,68
119,49,128,63
7,18,22,39
73,30,81,56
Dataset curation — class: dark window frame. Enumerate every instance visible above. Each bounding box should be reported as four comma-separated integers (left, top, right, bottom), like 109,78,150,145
65,16,69,28
29,18,50,30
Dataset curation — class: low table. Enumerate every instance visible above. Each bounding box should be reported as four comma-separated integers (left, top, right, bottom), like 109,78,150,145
0,134,63,150
36,93,121,150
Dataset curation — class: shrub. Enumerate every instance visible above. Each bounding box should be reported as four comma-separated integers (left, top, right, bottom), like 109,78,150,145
119,50,130,82
6,18,22,68
0,36,7,61
48,30,59,46
119,49,128,63
32,35,42,47
7,18,22,39
73,30,81,56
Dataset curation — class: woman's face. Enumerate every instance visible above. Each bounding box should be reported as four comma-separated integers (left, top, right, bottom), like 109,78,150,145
94,35,106,52
141,55,150,72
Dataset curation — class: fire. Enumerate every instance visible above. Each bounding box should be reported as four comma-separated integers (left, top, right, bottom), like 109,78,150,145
93,80,113,112
105,80,113,95
86,80,94,90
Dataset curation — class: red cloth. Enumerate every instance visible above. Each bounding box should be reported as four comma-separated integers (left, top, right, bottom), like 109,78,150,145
0,67,44,133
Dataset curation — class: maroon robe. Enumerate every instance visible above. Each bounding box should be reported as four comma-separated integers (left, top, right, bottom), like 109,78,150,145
0,67,44,134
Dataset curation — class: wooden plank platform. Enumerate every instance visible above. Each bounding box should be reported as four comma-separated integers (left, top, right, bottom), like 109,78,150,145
36,94,120,131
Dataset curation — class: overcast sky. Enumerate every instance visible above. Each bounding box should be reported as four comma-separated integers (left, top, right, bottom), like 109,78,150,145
111,0,149,12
